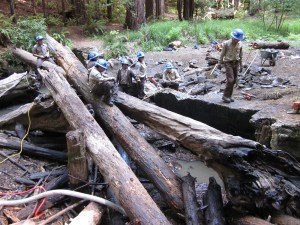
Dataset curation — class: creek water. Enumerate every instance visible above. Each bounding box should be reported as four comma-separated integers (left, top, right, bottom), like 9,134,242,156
173,159,224,187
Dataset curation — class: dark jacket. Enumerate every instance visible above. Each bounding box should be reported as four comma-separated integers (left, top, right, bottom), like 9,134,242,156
117,68,138,86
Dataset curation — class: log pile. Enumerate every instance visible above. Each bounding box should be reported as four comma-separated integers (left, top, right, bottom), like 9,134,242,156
0,35,300,225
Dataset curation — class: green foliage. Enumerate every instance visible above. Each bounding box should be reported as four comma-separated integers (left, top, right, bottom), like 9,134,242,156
103,30,128,58
51,30,73,47
46,15,64,27
84,20,105,36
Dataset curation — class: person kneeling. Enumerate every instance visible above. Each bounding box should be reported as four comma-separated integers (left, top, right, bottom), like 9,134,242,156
89,59,118,107
161,63,181,90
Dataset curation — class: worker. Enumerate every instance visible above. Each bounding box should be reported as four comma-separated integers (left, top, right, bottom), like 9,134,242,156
135,51,147,99
220,28,244,103
88,59,117,107
32,35,55,68
161,62,181,90
86,51,99,69
117,59,139,94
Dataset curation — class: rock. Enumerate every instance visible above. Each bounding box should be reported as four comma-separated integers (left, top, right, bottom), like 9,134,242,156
154,73,163,79
176,61,184,66
189,59,198,64
259,76,274,85
183,67,191,72
238,84,245,88
169,41,182,49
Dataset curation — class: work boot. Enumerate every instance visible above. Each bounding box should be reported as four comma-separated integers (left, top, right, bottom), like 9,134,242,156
222,96,231,103
230,98,235,102
103,97,114,107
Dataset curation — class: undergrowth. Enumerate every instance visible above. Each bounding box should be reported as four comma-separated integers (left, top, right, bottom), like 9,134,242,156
101,18,300,56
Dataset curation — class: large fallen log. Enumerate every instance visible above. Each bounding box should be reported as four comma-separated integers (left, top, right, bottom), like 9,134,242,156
0,132,67,162
0,95,70,133
0,72,38,105
38,68,171,224
250,41,290,49
69,202,104,225
43,35,183,211
115,92,300,217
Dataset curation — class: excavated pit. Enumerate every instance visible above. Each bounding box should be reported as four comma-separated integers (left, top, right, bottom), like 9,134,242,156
152,89,300,159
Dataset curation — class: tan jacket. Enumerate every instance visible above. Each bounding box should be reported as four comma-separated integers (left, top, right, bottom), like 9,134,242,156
220,39,243,63
163,69,180,81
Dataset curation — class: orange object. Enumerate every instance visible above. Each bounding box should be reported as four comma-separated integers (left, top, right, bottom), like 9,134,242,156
292,101,300,112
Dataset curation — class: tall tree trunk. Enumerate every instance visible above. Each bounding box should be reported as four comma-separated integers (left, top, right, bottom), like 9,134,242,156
9,0,15,16
189,0,194,19
177,0,183,21
42,0,48,18
234,0,239,10
183,0,189,20
155,0,164,18
31,0,36,15
107,0,112,20
61,0,66,22
125,0,146,30
95,0,100,19
145,0,154,19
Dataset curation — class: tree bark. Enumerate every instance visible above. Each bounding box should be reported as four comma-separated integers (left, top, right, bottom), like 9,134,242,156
155,0,164,18
0,96,70,133
182,174,204,225
38,68,171,224
0,132,67,162
251,41,290,49
233,216,273,225
125,0,146,30
31,0,36,15
183,0,189,20
67,130,89,187
69,202,104,225
114,91,300,217
43,35,183,212
177,0,183,21
145,0,154,19
203,177,225,225
41,0,48,18
9,0,15,16
107,0,112,20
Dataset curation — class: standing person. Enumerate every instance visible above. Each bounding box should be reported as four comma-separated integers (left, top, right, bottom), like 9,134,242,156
32,35,55,68
86,51,99,69
135,51,147,99
117,59,139,94
161,62,181,90
220,28,244,103
88,59,117,107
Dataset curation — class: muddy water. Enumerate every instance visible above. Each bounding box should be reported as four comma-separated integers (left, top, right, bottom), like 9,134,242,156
173,159,224,187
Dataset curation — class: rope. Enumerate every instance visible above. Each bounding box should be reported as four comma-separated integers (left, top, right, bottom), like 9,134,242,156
0,102,34,164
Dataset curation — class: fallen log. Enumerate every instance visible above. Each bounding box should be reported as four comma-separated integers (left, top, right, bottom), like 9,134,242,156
69,202,104,225
43,35,183,211
271,214,300,225
0,95,70,133
203,177,225,225
115,92,300,217
38,68,171,224
250,41,290,49
0,132,67,162
233,216,274,225
0,72,38,105
182,174,204,225
11,47,66,75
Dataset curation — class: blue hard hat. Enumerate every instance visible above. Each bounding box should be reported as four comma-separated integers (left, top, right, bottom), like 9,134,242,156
88,51,99,60
121,59,130,65
95,59,108,70
137,51,145,58
165,62,173,69
36,35,44,41
231,29,245,41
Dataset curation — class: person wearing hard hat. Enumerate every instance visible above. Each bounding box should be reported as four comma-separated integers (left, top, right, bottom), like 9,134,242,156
161,62,181,90
220,28,244,103
32,35,55,69
117,59,139,94
135,51,147,99
86,51,99,69
88,59,117,106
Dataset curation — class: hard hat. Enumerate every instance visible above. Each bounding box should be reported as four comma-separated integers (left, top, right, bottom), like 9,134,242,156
88,51,99,60
137,51,145,58
165,62,173,69
35,35,44,41
231,29,245,41
95,59,108,70
121,59,130,65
